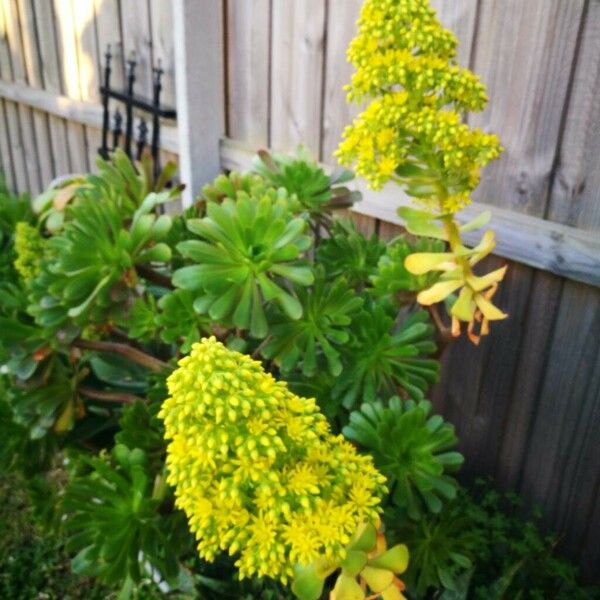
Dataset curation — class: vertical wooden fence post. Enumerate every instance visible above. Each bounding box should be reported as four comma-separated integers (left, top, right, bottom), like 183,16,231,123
173,0,225,207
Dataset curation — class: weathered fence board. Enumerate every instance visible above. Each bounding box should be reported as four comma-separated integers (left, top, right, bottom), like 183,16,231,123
15,0,53,186
226,0,270,146
32,0,71,177
270,0,326,155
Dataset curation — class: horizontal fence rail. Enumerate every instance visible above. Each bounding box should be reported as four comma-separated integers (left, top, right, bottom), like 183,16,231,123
220,138,600,288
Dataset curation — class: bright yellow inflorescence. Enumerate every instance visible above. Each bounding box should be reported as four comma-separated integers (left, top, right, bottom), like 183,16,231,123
159,337,386,583
14,222,43,281
336,0,502,209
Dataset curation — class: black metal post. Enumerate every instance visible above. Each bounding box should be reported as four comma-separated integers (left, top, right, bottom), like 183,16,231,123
112,109,123,150
151,62,163,181
124,55,136,157
137,119,148,160
99,46,112,159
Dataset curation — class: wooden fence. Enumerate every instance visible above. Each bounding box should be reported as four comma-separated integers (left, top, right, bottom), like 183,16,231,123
0,0,599,581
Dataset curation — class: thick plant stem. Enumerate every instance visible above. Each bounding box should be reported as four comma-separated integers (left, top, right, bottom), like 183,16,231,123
135,264,174,289
73,339,171,373
77,385,142,404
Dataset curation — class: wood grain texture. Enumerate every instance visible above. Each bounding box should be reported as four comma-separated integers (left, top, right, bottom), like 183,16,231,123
0,0,28,191
52,0,89,173
519,282,600,539
470,0,585,215
320,0,360,162
270,0,326,155
546,1,600,231
15,0,53,186
226,0,270,146
93,0,124,88
32,0,71,176
149,0,175,106
71,0,102,170
0,98,14,187
1,0,40,192
119,0,153,98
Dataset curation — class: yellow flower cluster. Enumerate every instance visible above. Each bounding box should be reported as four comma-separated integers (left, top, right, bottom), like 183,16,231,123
159,337,386,583
336,0,502,210
14,222,43,281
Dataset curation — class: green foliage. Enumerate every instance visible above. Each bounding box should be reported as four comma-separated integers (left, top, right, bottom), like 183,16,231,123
389,481,600,599
115,400,166,469
7,356,77,439
334,304,439,408
316,218,386,288
93,148,181,209
28,191,174,330
0,475,110,600
0,180,32,314
0,391,58,475
371,235,445,298
252,148,359,217
344,397,463,520
174,194,313,337
155,289,211,353
399,498,476,596
125,296,161,341
461,483,599,600
261,267,363,376
63,443,190,588
202,170,272,203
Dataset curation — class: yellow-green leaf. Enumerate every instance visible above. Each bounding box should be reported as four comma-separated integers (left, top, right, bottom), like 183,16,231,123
53,398,75,433
332,573,364,600
367,544,409,574
381,582,405,600
362,566,394,592
465,265,507,292
451,287,475,321
468,230,496,263
474,294,507,321
405,252,456,275
460,210,491,232
417,280,463,305
292,564,325,600
348,522,377,553
341,550,368,577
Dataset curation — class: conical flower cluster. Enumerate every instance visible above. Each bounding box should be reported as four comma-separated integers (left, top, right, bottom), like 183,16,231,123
14,221,44,281
159,337,386,582
336,0,502,207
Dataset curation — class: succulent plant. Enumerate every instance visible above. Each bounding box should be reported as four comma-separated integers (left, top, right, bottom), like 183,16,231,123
173,193,313,337
155,289,211,353
253,148,360,218
202,170,273,203
261,267,363,377
28,191,173,330
334,305,439,408
63,443,187,586
316,218,386,288
159,337,386,583
343,396,463,520
292,521,409,600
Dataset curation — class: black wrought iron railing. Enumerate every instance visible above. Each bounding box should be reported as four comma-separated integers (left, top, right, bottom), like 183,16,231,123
99,46,176,179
